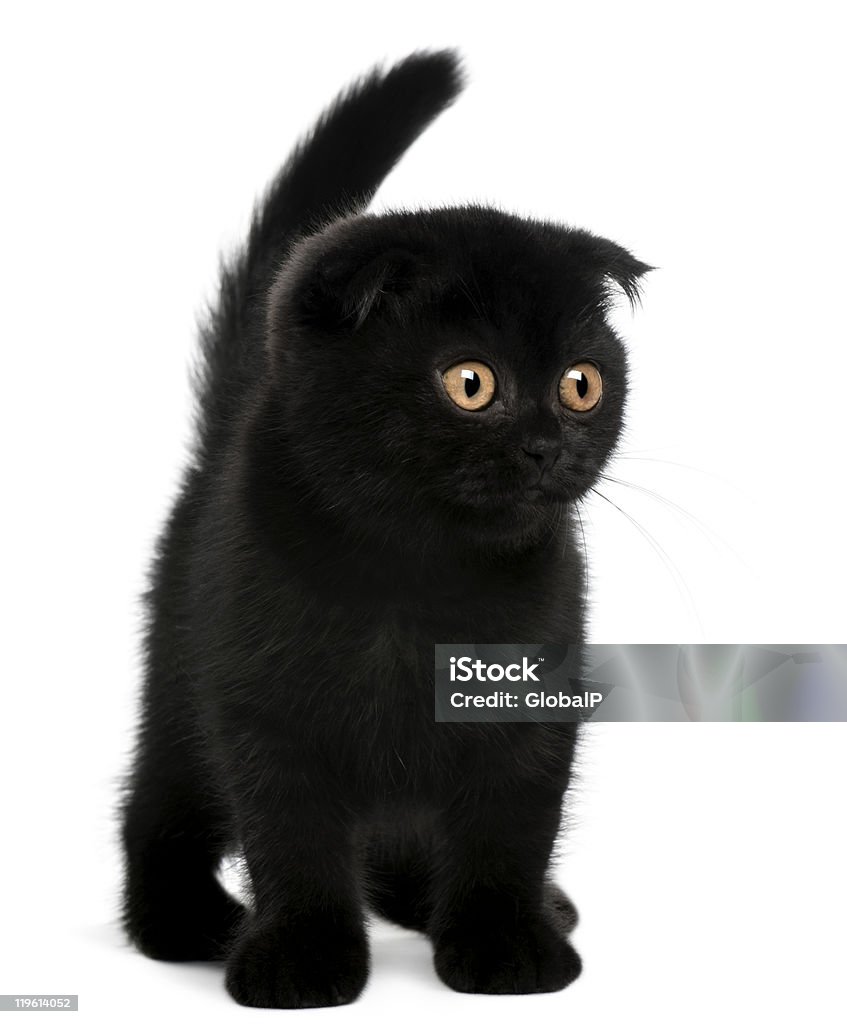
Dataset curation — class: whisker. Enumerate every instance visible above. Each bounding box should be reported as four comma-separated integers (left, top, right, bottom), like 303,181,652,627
589,486,705,636
572,500,591,630
617,445,679,456
597,472,750,570
616,453,744,491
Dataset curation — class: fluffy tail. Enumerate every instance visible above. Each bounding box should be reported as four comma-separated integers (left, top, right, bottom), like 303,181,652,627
195,50,464,455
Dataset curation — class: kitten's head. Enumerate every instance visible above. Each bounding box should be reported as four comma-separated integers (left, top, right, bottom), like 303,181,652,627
265,207,649,552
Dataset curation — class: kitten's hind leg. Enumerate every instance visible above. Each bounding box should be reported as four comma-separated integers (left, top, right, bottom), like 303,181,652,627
545,881,579,935
120,712,245,962
363,833,433,933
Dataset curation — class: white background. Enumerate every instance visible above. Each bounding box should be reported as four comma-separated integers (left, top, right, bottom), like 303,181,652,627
1,2,845,1021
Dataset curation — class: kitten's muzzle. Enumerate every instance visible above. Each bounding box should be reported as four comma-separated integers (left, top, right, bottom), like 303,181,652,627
521,441,561,481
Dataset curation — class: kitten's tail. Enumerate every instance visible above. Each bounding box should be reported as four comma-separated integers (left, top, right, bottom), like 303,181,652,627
195,51,464,455
248,49,464,269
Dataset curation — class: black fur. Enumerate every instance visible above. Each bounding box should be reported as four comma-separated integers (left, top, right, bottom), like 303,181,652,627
120,49,649,1008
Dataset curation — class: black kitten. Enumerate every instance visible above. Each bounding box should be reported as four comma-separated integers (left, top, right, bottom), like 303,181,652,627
120,50,649,1008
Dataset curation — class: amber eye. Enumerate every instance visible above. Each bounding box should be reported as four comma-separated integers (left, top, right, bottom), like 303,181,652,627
559,362,603,413
442,361,497,411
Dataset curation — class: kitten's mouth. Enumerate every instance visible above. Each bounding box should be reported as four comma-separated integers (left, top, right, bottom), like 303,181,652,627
446,480,566,521
521,484,560,504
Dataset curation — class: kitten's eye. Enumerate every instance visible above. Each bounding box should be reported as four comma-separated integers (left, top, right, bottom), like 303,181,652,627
442,361,496,411
559,362,603,413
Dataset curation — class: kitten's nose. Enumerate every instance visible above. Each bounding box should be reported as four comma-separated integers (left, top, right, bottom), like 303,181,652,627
521,440,561,477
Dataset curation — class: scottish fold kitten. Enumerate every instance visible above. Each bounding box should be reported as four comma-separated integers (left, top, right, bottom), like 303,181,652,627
120,50,649,1008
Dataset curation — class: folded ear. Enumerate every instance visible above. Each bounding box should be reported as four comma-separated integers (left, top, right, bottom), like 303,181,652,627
601,243,654,307
573,232,654,308
295,244,429,332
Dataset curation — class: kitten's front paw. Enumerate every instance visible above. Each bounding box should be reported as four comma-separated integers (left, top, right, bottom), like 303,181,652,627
225,915,369,1009
433,911,581,995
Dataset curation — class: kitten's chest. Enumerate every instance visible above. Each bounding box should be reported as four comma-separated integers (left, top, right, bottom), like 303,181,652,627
323,576,579,719
273,559,583,793
320,605,572,794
